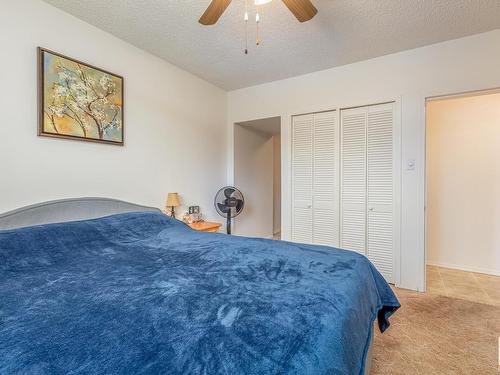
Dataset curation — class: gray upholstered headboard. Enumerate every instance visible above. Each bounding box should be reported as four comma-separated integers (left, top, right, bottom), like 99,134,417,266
0,198,161,231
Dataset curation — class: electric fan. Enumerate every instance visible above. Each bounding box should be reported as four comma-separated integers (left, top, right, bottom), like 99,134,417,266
214,186,245,235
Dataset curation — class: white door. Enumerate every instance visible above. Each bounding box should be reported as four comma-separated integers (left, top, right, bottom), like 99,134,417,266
313,111,339,247
340,107,367,254
292,104,397,283
340,103,396,283
366,103,395,282
291,114,313,243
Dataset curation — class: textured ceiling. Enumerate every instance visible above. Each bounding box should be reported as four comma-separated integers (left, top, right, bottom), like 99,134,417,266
43,0,500,90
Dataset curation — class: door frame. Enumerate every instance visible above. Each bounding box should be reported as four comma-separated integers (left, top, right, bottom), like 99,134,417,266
423,87,500,290
232,117,282,238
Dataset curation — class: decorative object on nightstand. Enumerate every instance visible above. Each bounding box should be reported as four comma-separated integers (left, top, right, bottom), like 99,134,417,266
182,205,203,224
165,193,180,218
189,206,200,215
189,206,202,222
187,221,222,233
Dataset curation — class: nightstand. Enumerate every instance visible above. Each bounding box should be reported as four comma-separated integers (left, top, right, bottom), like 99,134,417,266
187,221,222,233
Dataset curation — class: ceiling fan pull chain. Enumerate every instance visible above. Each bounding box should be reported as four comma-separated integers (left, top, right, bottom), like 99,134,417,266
256,12,260,46
244,0,249,54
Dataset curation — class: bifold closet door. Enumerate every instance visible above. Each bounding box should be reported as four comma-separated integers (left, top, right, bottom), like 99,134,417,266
366,103,395,282
340,107,367,254
340,103,395,283
292,111,338,246
312,111,338,247
291,114,313,243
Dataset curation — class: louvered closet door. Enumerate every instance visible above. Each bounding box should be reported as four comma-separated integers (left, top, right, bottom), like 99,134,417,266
367,103,394,282
312,111,339,247
340,107,367,254
292,114,313,243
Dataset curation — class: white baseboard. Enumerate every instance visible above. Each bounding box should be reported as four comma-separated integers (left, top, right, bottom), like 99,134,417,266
426,261,500,277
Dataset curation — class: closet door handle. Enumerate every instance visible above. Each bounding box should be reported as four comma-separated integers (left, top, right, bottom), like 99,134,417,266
307,205,312,209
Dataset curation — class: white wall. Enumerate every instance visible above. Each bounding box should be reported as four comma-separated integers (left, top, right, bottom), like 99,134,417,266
234,125,274,238
426,93,500,276
0,0,227,220
227,30,500,291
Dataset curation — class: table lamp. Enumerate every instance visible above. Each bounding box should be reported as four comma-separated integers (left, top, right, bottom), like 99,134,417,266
166,193,180,218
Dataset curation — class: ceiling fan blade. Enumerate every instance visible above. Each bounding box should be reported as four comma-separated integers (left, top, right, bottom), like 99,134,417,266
199,0,232,25
281,0,317,22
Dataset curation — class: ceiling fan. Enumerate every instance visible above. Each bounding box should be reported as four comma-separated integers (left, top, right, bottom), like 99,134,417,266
199,0,318,25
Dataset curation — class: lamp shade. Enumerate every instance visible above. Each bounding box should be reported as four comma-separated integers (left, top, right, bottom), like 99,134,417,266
166,193,180,207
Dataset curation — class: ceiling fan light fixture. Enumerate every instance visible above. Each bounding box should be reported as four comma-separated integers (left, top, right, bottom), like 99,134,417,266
199,0,317,53
199,0,317,26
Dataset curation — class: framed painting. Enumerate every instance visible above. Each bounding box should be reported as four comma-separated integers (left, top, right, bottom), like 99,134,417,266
38,47,124,145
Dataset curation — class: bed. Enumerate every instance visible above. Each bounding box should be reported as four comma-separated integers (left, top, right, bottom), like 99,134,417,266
0,198,399,374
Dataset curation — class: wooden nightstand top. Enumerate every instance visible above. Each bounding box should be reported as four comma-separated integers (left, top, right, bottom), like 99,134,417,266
187,221,222,233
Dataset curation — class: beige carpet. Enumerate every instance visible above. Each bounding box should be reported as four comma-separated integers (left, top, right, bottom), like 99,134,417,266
371,288,500,374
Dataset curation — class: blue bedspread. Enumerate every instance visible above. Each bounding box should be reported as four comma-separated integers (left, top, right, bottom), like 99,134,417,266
0,212,399,374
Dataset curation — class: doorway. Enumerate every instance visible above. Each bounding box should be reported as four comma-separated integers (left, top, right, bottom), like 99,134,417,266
234,117,281,239
425,90,500,305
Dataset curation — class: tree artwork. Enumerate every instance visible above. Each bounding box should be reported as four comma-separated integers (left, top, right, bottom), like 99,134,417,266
39,48,123,145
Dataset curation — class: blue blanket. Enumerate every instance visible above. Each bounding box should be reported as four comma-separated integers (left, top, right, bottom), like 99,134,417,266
0,212,399,374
